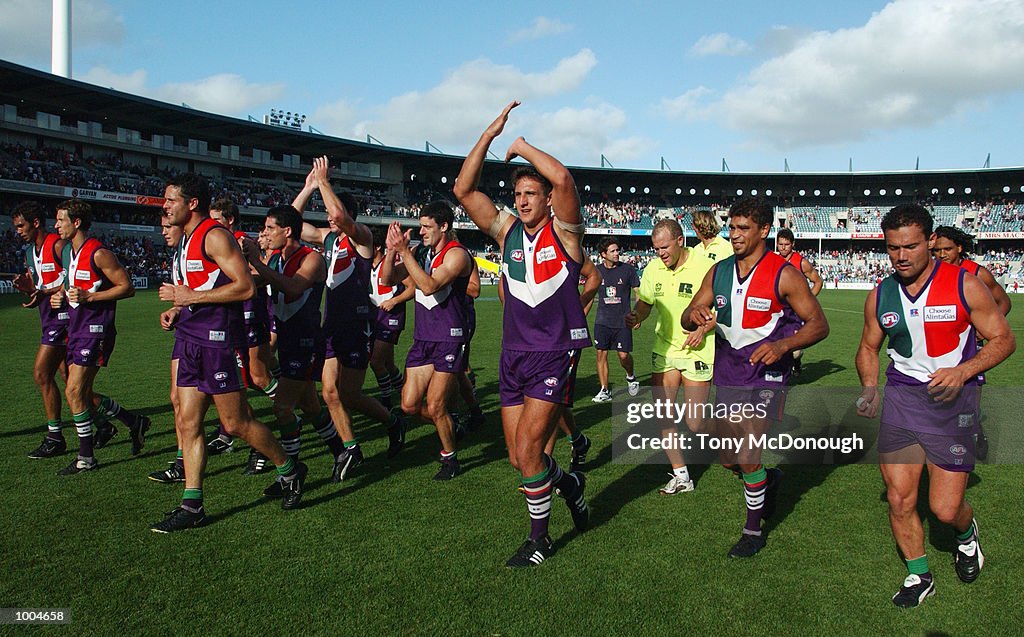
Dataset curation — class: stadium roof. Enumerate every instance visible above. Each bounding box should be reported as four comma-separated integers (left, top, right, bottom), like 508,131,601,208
2,59,1023,199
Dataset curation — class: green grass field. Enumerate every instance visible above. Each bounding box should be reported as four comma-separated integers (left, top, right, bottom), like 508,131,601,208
1,288,1022,635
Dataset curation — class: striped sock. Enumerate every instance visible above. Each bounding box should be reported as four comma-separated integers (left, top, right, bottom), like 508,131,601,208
73,410,94,458
375,371,392,400
216,424,232,443
956,521,977,543
544,454,577,495
98,394,136,427
270,365,282,379
279,419,302,460
521,465,553,541
742,467,768,534
276,456,296,479
313,409,344,456
182,488,203,512
262,379,279,401
46,419,63,440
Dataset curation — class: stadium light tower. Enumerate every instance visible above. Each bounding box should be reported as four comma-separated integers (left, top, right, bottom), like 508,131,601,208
52,0,71,78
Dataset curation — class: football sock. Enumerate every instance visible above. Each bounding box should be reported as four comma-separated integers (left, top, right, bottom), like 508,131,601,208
673,465,691,482
46,419,63,441
956,521,977,543
73,410,93,458
313,408,345,456
521,465,553,541
374,371,392,401
182,488,203,512
906,555,929,576
279,419,301,460
98,394,137,427
276,456,296,479
261,379,279,401
742,467,768,534
175,449,184,471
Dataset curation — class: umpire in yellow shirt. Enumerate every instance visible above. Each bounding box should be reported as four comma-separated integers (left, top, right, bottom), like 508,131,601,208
625,218,716,494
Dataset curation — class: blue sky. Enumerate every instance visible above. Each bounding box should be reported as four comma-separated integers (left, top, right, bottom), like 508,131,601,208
1,0,1022,173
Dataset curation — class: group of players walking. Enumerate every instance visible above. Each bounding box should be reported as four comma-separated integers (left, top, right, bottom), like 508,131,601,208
9,101,1016,607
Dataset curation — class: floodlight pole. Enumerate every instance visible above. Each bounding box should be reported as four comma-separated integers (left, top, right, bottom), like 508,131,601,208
52,0,71,78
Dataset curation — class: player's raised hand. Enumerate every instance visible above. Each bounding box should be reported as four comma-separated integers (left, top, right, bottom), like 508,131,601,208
311,156,330,185
505,136,528,163
485,101,520,140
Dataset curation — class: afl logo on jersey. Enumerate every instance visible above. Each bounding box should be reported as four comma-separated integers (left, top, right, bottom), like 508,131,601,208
715,294,727,309
881,312,900,328
510,249,524,263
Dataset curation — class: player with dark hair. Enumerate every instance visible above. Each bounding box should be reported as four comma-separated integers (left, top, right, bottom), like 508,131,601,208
590,237,641,402
775,227,823,375
380,201,474,479
243,205,349,492
856,204,1015,608
49,199,149,475
153,174,306,532
12,201,71,459
368,225,413,409
206,198,280,462
455,101,589,566
292,157,404,481
683,196,829,557
626,218,714,494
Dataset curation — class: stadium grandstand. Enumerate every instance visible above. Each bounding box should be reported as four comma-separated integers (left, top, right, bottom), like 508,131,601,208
2,58,1023,292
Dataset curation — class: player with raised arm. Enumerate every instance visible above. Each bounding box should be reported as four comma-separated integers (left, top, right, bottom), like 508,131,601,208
151,175,306,532
454,101,589,567
775,227,823,376
856,205,1015,608
379,202,474,479
590,238,641,402
291,157,404,481
682,197,829,557
625,218,715,495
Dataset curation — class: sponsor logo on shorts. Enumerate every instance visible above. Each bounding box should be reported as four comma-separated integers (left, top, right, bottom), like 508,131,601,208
244,311,255,320
214,371,229,381
925,305,957,322
299,338,314,347
570,328,588,340
450,328,463,337
356,305,370,316
758,390,775,404
510,249,524,263
289,360,302,369
48,330,57,336
186,259,204,272
746,296,771,312
80,348,91,357
958,414,974,428
445,353,456,363
949,444,968,456
765,371,783,383
715,294,727,308
881,311,900,328
75,270,91,280
89,324,104,333
544,377,559,387
208,330,225,342
58,312,70,320
388,318,400,327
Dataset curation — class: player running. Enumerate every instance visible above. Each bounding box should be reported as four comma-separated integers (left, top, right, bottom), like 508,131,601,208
775,228,823,376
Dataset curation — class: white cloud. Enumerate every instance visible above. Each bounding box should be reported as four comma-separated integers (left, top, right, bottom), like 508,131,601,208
660,86,713,120
312,99,361,139
78,66,285,115
0,0,124,65
508,17,572,43
528,103,654,165
690,33,752,57
678,0,1024,149
350,49,598,149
